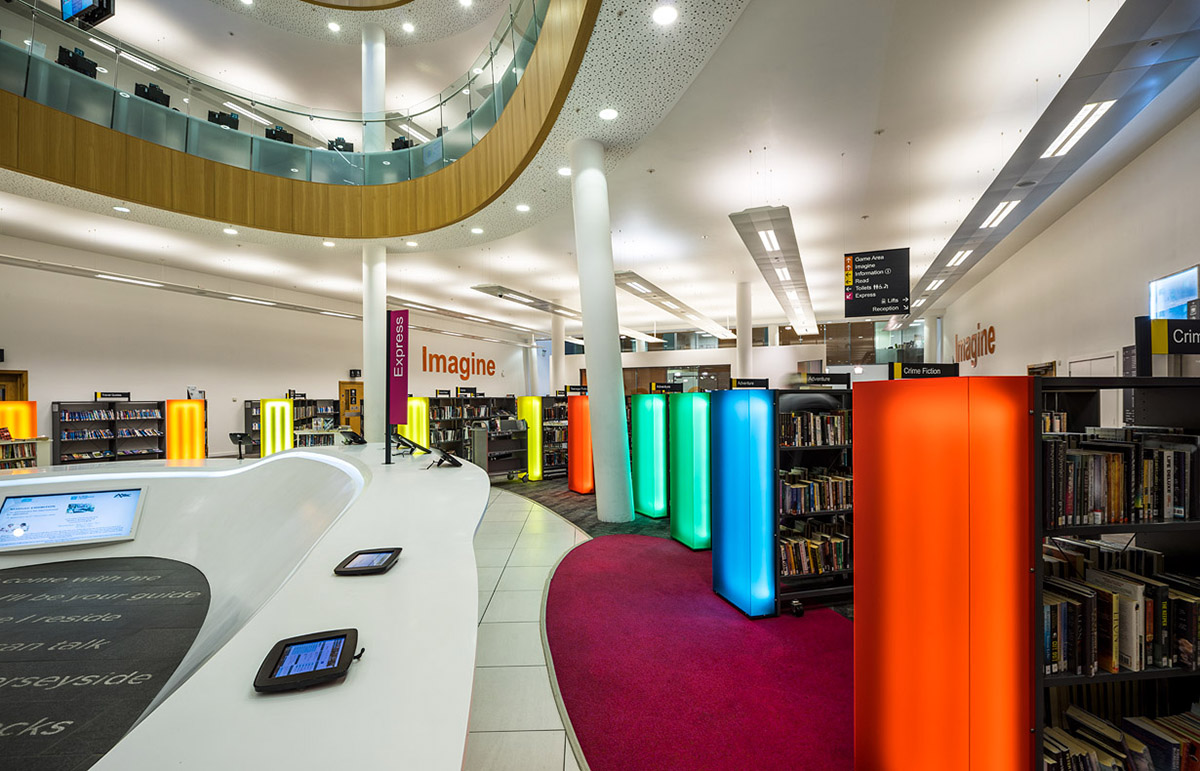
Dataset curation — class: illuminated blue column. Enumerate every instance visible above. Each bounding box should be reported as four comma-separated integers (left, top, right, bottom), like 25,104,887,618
711,389,776,617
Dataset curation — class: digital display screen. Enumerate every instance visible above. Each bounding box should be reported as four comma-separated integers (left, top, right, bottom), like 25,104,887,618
346,551,393,569
1151,266,1199,320
273,636,346,678
61,0,97,21
0,489,141,550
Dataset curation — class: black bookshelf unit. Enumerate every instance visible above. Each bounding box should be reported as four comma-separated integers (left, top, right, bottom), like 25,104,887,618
1035,377,1200,765
775,388,853,616
52,400,166,464
244,397,341,448
429,396,517,455
542,396,567,478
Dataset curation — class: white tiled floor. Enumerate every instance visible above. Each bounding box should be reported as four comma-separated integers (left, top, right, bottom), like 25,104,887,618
466,487,588,771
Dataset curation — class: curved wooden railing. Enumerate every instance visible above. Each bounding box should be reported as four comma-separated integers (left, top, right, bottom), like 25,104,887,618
0,0,599,239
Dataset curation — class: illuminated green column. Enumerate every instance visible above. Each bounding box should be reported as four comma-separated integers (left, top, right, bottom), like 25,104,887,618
669,393,711,549
631,394,668,518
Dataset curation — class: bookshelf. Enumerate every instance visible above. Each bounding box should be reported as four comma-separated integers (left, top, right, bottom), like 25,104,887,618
1035,377,1200,766
542,396,568,478
245,397,341,448
854,375,1200,768
52,400,166,464
467,417,529,479
0,437,50,470
776,388,853,616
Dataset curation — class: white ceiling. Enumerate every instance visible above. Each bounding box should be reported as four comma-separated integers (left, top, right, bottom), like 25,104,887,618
5,0,509,113
6,0,1200,341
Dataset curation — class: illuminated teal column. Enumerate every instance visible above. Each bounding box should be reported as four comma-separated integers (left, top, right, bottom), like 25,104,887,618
669,393,710,550
631,394,668,518
711,389,776,617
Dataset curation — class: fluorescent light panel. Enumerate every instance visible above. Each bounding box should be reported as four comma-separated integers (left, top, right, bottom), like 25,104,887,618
774,267,791,281
912,298,926,308
229,296,276,306
96,273,162,287
980,200,1019,229
223,102,271,126
926,279,944,291
1042,100,1116,158
758,230,780,252
118,51,159,72
948,250,973,267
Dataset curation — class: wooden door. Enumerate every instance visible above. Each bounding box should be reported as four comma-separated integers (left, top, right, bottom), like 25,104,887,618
0,371,28,401
339,381,364,434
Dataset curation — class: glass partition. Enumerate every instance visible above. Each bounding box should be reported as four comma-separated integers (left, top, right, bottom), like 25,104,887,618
0,0,546,186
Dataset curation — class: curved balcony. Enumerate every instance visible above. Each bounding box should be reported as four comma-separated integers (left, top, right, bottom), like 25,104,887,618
0,0,598,237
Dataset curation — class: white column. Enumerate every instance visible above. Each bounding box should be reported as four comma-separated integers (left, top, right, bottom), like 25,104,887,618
736,281,753,378
768,324,780,347
361,24,386,153
569,138,634,524
362,245,388,442
524,336,543,397
551,301,567,390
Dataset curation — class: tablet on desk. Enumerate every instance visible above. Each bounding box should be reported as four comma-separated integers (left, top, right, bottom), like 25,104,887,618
334,548,402,576
254,629,359,693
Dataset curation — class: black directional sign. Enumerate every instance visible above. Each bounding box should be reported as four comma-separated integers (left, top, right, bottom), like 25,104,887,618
844,248,910,317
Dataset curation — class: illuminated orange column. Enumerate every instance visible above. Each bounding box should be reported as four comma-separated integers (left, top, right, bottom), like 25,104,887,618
567,395,594,495
166,400,207,460
0,402,36,439
854,377,1033,770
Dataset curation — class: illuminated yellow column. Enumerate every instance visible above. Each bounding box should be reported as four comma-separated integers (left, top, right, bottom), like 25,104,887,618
395,397,430,447
517,396,543,481
260,399,294,457
165,400,206,460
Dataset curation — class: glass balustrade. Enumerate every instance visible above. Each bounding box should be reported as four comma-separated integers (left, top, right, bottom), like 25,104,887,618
0,0,548,185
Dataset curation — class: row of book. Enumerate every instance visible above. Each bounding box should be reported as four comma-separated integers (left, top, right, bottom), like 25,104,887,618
61,429,114,440
544,427,567,444
116,448,162,457
116,428,163,438
296,435,335,447
780,410,851,447
0,457,35,468
1044,410,1069,434
1043,703,1200,771
115,409,162,420
1043,426,1199,527
780,467,853,515
0,443,36,460
59,409,115,421
61,451,113,461
779,517,851,577
544,450,567,469
431,428,467,445
431,406,491,420
1042,537,1200,677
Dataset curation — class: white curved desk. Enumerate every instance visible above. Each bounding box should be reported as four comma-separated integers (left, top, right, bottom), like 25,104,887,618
0,444,490,770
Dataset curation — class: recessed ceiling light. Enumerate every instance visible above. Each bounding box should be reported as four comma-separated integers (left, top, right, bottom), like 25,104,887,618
853,365,864,375
96,66,108,73
1042,100,1117,159
599,108,619,120
183,98,190,104
382,160,391,166
112,205,130,213
459,0,472,6
327,21,341,32
229,296,276,306
912,298,927,308
402,22,415,33
471,227,484,234
927,279,944,291
406,241,418,247
509,294,534,304
321,311,355,319
118,92,130,98
980,200,1019,229
757,229,781,252
652,5,678,25
516,204,531,212
290,167,299,173
557,167,572,176
947,249,973,267
462,88,470,95
663,301,679,310
119,51,158,72
322,241,336,247
96,274,162,287
223,227,238,235
465,316,490,323
88,37,115,53
774,266,791,281
473,67,484,74
240,0,253,5
628,281,650,294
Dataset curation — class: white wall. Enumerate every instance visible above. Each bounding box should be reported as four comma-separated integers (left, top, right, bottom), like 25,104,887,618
564,344,828,389
942,99,1200,375
0,264,529,456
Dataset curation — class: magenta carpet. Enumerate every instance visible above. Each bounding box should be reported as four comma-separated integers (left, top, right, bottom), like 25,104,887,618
545,535,853,771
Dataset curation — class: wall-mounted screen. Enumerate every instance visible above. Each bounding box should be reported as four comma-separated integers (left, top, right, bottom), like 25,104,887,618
1150,266,1199,320
0,488,144,551
61,0,97,21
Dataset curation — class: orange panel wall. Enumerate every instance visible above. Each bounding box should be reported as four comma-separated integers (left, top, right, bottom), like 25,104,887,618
165,400,207,461
567,395,594,495
0,402,37,440
854,377,1033,770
